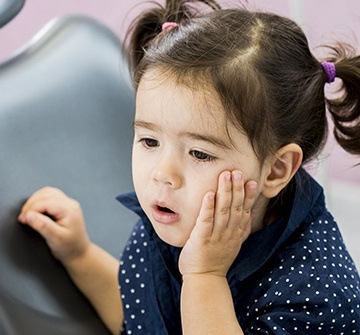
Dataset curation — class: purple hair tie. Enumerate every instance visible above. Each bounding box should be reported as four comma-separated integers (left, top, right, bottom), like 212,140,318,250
321,61,336,83
162,22,178,32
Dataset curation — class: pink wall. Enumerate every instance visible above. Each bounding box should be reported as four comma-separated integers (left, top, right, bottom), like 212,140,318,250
1,0,359,184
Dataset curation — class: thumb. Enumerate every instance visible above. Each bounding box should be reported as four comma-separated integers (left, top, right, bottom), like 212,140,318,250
20,210,64,242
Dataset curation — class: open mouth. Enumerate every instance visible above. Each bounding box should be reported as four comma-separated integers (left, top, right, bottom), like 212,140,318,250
152,203,180,224
157,205,175,214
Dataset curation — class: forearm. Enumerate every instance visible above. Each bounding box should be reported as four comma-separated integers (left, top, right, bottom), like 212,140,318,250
181,274,244,335
64,242,123,335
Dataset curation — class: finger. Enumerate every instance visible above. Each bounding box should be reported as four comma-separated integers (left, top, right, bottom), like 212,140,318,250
227,170,245,229
18,188,71,224
192,191,215,239
21,210,65,242
239,181,257,231
19,198,65,225
19,187,65,218
213,171,232,234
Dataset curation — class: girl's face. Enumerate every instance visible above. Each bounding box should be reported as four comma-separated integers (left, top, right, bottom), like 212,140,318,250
132,73,270,247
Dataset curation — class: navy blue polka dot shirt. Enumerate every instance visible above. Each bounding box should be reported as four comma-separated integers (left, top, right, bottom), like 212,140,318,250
117,168,360,334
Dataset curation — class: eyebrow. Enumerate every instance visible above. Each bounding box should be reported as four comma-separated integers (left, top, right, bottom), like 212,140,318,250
133,120,160,132
133,119,233,149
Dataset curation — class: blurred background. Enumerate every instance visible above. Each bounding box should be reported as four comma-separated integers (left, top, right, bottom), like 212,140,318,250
1,0,359,267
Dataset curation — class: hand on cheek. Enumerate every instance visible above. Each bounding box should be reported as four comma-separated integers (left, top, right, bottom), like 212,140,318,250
179,170,257,277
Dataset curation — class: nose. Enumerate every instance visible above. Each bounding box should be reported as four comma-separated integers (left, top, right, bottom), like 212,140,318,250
152,154,182,189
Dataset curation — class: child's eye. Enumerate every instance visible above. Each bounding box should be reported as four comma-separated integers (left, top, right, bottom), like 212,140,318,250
190,150,216,162
140,138,159,148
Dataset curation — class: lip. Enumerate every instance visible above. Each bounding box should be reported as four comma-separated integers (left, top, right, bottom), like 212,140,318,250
151,201,180,224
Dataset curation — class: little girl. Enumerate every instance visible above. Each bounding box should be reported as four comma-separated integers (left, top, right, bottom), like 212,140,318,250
18,1,360,334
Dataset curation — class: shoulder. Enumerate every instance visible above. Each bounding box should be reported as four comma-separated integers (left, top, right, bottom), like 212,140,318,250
276,209,359,286
283,210,356,274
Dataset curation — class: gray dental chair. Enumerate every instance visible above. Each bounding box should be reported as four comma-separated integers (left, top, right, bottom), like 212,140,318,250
0,7,136,335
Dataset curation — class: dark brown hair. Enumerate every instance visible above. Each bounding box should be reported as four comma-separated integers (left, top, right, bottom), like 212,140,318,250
125,0,360,164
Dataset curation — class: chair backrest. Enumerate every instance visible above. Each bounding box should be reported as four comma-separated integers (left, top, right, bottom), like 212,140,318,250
0,0,25,28
0,15,136,334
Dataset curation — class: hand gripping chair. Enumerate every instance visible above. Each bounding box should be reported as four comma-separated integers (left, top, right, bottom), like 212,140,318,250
0,14,136,335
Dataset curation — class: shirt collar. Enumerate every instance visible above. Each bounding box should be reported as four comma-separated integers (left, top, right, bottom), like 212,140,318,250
229,168,325,282
116,168,325,283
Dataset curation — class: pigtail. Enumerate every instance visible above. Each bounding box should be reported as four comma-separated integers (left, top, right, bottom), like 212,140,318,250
124,2,165,75
124,0,221,80
324,44,360,156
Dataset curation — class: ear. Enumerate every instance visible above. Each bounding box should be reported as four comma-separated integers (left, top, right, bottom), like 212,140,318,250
261,143,303,199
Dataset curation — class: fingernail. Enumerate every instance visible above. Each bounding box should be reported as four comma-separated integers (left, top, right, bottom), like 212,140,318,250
25,212,35,223
208,193,215,202
233,172,243,181
225,172,231,181
249,182,257,192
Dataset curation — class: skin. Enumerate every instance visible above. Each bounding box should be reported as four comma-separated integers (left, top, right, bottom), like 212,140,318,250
18,70,303,334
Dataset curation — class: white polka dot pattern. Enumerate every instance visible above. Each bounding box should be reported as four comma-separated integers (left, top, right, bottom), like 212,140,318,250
119,222,150,334
239,216,360,334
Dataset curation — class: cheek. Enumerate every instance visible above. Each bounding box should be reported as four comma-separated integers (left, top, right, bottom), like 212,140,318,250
132,149,150,196
131,156,141,187
185,171,218,209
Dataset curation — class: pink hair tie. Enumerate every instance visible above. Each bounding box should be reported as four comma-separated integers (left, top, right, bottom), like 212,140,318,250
321,61,336,83
162,22,178,32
